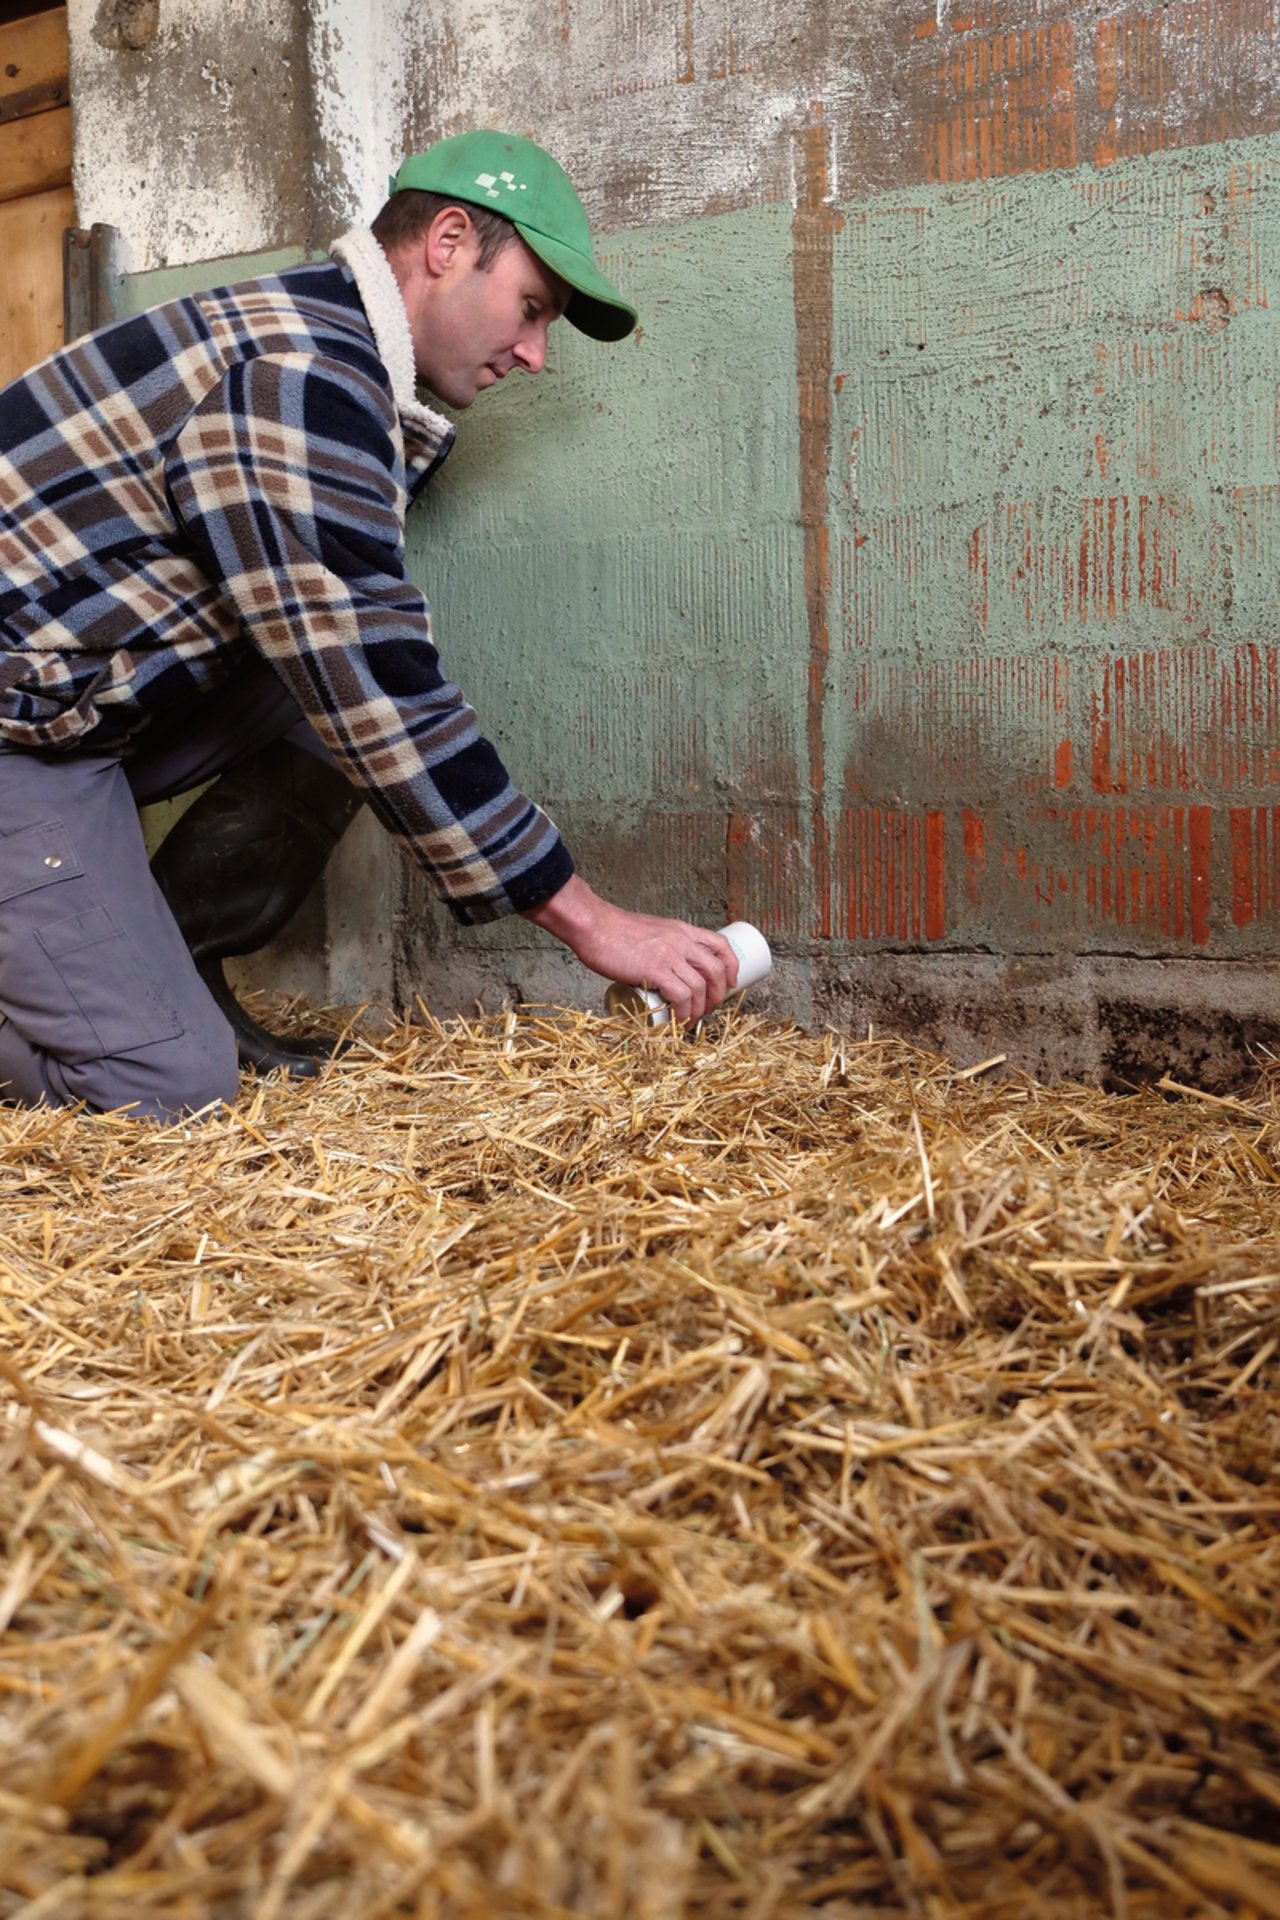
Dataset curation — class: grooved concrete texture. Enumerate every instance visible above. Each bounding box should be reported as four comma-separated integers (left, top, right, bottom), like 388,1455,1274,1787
71,0,1280,1085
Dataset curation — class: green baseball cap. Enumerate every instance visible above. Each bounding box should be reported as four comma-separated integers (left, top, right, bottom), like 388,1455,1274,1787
388,130,638,343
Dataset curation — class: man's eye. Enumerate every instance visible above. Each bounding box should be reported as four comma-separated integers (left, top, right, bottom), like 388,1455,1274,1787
524,303,541,322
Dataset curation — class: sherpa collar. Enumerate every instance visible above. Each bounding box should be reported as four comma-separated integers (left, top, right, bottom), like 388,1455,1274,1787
330,227,455,455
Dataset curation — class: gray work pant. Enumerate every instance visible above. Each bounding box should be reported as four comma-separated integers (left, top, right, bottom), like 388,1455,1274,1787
0,660,329,1120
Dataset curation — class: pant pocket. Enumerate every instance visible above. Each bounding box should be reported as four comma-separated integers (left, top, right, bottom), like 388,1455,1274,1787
0,817,184,1063
0,818,85,903
36,903,184,1060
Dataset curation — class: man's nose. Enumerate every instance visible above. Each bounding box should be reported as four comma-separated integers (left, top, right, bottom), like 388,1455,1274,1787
514,327,548,374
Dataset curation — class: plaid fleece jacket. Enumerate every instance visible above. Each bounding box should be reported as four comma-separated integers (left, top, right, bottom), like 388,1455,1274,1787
0,227,573,924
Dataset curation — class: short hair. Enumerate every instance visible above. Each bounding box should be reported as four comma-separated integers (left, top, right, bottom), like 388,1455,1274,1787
370,190,518,268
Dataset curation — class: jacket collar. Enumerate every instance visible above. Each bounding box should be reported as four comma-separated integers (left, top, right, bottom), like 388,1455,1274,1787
330,226,455,490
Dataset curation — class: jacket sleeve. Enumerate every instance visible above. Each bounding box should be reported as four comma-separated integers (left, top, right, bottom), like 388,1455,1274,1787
163,348,574,924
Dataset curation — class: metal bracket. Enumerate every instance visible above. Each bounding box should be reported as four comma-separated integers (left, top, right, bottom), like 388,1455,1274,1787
63,223,123,342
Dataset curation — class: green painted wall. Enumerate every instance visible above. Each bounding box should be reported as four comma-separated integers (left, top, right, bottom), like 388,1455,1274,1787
407,207,811,941
414,131,1280,966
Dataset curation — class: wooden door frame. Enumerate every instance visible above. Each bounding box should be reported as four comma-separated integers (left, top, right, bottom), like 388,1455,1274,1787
0,8,119,377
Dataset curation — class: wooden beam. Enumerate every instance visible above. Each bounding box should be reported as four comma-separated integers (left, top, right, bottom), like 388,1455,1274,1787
0,98,69,201
0,9,68,126
0,1,65,22
0,180,74,384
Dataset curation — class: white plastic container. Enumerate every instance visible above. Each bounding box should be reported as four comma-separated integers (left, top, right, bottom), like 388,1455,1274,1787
605,921,772,1028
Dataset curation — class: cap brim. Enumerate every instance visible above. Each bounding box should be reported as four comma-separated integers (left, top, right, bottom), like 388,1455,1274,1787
514,224,637,342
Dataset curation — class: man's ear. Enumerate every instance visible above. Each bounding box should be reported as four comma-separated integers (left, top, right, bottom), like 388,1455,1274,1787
423,205,475,279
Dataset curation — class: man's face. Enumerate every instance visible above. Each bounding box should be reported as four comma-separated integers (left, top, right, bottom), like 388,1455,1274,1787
412,222,570,409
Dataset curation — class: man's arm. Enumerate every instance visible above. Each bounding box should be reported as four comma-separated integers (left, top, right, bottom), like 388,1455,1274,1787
164,349,573,922
524,874,738,1023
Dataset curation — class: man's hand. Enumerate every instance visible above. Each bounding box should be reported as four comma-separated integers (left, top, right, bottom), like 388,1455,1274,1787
523,875,738,1024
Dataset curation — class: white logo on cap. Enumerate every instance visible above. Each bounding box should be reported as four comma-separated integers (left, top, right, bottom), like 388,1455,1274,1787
474,170,528,198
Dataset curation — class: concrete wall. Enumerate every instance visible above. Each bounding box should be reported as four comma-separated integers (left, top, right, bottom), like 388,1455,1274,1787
69,0,1280,1084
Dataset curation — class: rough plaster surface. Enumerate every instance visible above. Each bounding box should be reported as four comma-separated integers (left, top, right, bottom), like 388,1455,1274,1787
72,0,1280,258
380,0,1280,226
69,0,309,272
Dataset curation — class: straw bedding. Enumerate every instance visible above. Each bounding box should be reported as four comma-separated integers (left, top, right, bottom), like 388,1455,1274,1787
1,1004,1278,1919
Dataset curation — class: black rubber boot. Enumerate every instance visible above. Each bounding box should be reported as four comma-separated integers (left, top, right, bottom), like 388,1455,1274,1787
150,743,364,1077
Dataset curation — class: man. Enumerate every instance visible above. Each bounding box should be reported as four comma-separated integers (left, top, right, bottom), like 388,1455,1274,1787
0,129,737,1119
